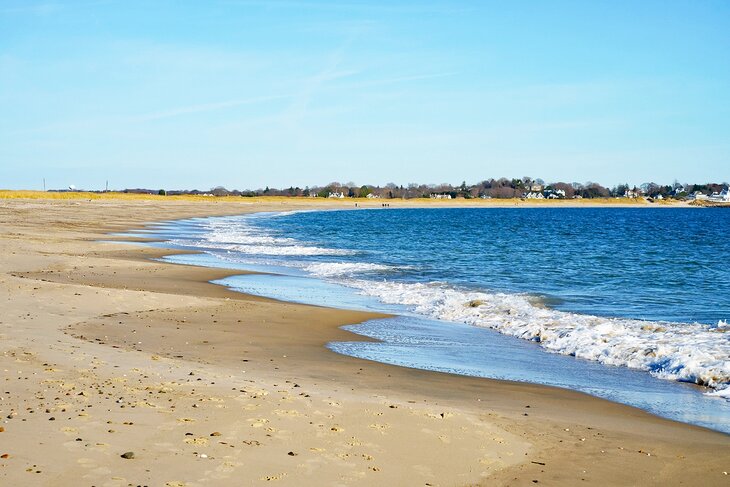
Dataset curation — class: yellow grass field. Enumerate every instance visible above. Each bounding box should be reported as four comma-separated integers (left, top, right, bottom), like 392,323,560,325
0,189,663,206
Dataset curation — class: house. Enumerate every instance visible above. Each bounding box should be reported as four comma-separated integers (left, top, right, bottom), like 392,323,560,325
544,189,566,199
328,192,345,198
708,189,730,202
524,192,544,199
530,184,544,192
430,193,452,199
366,193,380,199
624,190,640,198
689,192,708,201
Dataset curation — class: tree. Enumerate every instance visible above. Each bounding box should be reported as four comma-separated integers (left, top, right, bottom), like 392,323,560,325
211,186,229,196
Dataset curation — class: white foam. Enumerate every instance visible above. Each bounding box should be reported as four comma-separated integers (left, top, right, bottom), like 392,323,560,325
176,218,354,256
344,279,730,394
305,262,396,277
226,244,352,256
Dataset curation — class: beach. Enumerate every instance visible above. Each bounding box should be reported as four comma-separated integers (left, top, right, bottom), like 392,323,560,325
1,196,728,486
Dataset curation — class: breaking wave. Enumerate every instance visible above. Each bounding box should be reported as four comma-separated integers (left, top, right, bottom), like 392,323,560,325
344,279,730,395
304,262,400,277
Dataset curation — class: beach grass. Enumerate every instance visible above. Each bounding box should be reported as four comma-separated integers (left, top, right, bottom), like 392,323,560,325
0,190,660,206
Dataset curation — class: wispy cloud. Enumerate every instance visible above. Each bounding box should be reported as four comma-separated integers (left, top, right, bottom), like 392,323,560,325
282,34,359,128
133,94,293,122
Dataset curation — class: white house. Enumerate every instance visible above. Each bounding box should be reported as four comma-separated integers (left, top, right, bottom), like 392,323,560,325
328,192,345,199
708,189,730,202
430,194,452,199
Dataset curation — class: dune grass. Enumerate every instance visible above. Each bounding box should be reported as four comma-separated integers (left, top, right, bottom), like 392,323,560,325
0,190,663,206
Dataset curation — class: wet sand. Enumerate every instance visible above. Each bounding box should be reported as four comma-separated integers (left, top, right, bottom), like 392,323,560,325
0,197,727,486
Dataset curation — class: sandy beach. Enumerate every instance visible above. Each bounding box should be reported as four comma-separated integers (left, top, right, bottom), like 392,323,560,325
1,196,728,486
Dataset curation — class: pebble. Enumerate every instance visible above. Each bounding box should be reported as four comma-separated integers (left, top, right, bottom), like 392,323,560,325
210,431,221,436
120,451,135,459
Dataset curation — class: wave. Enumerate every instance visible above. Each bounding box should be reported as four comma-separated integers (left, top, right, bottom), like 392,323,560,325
173,238,353,256
205,232,295,246
173,218,354,256
304,262,398,277
344,279,730,395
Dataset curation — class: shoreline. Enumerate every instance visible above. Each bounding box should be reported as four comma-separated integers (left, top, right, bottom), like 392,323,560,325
141,210,730,431
1,198,728,486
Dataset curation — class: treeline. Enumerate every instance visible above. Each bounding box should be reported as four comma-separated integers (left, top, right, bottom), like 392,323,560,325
122,177,728,199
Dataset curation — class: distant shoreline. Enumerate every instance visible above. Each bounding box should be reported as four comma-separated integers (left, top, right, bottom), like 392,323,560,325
0,189,705,208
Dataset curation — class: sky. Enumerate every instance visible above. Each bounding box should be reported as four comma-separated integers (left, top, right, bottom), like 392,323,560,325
1,0,729,191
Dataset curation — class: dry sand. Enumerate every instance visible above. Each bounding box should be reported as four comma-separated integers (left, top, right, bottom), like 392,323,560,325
0,197,727,486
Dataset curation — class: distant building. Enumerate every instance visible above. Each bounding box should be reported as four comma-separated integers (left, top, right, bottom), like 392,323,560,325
544,189,565,199
689,192,708,201
624,189,640,198
328,192,345,198
708,189,730,202
365,193,380,199
430,193,452,199
530,184,544,192
524,192,545,199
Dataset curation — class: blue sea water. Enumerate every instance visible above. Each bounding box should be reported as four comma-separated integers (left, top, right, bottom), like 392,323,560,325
129,207,730,433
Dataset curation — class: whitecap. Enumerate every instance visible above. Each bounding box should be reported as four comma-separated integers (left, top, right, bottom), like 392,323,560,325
344,279,730,394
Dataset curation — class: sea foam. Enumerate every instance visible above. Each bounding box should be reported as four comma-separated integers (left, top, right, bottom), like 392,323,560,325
344,279,730,395
304,262,398,277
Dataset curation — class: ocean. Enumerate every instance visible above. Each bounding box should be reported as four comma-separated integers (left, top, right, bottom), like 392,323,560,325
127,207,730,433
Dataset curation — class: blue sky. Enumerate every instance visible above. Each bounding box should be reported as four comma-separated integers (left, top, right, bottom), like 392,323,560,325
1,0,728,190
